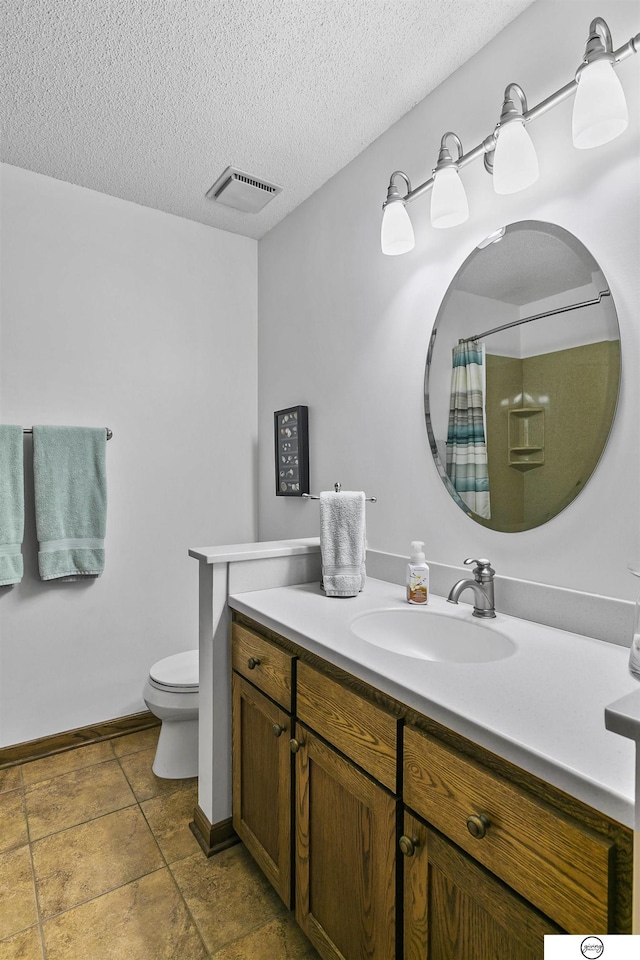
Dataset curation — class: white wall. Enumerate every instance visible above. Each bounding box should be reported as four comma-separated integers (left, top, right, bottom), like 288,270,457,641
0,165,258,746
257,0,640,600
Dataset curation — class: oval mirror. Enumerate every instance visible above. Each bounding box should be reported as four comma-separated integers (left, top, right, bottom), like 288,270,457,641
425,221,620,533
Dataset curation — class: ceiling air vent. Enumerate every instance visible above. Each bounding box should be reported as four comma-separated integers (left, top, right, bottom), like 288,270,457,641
205,166,282,213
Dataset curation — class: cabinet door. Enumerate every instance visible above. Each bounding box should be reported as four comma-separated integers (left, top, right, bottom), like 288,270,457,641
232,672,292,907
402,810,562,960
404,726,612,933
294,723,398,960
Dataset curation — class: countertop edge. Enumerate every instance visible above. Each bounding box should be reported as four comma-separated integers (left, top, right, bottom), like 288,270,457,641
189,537,320,564
605,689,640,742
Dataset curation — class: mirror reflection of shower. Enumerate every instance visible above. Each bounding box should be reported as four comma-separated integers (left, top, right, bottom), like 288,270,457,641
426,221,620,533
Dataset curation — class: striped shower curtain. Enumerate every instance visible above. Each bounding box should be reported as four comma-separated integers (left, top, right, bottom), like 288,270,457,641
446,342,491,519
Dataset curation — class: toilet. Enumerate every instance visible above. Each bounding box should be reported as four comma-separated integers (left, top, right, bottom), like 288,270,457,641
143,649,199,779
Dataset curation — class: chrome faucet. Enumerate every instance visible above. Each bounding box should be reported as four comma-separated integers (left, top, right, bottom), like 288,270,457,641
447,559,496,618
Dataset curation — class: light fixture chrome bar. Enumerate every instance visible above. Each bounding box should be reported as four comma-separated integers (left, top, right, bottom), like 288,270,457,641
523,79,577,124
459,290,612,344
615,33,640,61
403,31,639,206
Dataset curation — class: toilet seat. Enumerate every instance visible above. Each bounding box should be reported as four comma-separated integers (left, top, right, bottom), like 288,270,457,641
149,650,198,693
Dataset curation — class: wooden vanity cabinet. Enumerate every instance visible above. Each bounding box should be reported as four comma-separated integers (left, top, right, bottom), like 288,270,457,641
231,623,296,907
232,621,401,958
401,810,562,960
231,614,632,959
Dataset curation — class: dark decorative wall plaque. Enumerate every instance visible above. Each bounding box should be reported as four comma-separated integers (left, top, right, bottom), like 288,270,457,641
274,405,309,496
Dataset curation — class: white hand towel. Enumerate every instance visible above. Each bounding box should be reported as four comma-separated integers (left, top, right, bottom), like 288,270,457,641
320,491,366,597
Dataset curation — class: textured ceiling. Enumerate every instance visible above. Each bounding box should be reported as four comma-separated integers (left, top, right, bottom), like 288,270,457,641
2,0,534,240
456,225,597,305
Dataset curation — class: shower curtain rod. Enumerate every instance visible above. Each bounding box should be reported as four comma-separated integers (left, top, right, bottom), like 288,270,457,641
23,427,113,440
459,289,611,344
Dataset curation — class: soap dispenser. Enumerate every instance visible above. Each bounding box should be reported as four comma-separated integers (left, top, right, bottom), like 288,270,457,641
407,542,429,604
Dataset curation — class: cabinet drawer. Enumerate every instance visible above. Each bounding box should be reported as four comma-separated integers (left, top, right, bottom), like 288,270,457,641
403,725,613,934
232,623,294,711
296,661,399,792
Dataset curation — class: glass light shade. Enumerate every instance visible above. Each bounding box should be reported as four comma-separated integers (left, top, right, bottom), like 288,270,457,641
572,59,628,149
493,119,539,195
430,167,469,229
381,200,415,255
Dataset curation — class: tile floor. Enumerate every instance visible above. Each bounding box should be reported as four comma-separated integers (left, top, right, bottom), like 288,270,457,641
0,727,320,960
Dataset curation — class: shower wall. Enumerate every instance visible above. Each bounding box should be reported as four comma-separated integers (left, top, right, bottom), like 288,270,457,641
485,341,620,530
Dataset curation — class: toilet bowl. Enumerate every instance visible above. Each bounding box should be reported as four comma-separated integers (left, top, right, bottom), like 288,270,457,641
143,649,199,779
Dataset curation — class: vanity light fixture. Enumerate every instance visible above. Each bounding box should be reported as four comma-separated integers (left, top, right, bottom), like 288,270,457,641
381,16,639,254
381,171,415,255
430,133,469,228
489,84,539,195
573,17,629,148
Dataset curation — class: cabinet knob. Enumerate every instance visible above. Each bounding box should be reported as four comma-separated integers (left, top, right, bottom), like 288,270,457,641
272,723,286,737
289,737,304,754
399,835,419,857
247,657,261,670
466,813,490,839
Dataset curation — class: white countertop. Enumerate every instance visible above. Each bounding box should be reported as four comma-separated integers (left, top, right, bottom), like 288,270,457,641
228,577,639,828
189,537,320,564
606,688,640,744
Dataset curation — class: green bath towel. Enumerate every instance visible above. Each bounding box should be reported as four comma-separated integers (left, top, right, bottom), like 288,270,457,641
0,425,25,585
33,426,107,581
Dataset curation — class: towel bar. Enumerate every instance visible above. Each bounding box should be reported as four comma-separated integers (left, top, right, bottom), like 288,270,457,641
23,427,113,440
303,481,376,502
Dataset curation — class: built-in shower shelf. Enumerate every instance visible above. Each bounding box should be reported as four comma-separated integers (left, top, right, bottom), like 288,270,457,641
508,406,545,470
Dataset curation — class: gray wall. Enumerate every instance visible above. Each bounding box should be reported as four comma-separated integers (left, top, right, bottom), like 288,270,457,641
257,1,640,600
0,165,258,746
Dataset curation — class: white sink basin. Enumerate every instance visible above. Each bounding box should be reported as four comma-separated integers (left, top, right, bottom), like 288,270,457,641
350,608,516,663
